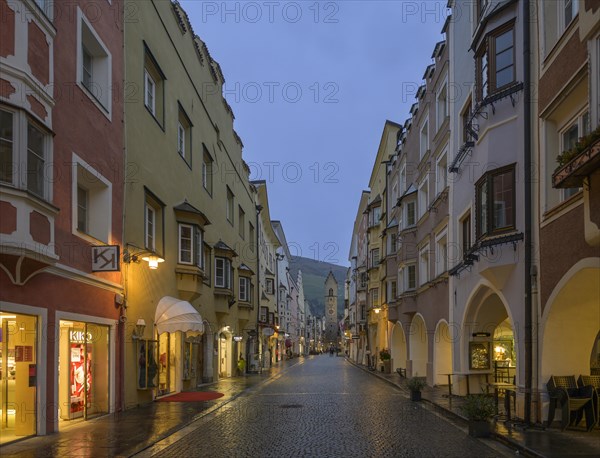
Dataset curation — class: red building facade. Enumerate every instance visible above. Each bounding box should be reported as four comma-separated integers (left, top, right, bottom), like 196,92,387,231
0,0,124,442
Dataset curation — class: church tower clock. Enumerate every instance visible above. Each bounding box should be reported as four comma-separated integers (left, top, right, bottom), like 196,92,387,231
324,271,338,345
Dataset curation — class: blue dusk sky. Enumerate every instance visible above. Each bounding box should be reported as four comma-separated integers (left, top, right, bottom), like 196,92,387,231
182,0,449,267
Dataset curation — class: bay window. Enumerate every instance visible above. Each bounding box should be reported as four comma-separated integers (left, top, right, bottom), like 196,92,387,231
215,257,232,289
239,277,250,302
0,107,51,200
477,23,515,101
476,165,515,238
178,223,203,268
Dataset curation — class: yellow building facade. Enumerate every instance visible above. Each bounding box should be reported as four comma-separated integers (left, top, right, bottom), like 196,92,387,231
122,0,259,406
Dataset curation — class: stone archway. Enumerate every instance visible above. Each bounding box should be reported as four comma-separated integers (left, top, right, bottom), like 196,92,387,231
433,320,452,386
391,322,407,372
541,262,600,382
409,314,428,379
462,286,515,393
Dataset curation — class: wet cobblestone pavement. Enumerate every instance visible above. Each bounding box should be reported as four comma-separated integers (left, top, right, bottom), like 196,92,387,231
0,359,300,457
140,356,512,458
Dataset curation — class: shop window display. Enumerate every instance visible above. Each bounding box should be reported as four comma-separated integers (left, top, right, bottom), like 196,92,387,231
58,321,109,423
0,313,37,444
137,340,158,390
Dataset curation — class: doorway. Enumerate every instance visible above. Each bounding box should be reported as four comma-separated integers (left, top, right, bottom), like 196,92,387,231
58,320,109,427
0,312,38,444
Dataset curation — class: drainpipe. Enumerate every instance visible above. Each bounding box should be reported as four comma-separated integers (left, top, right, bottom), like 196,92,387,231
523,0,533,425
119,6,128,413
254,204,263,374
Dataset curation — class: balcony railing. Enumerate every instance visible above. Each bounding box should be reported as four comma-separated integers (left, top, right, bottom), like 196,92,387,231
552,136,600,189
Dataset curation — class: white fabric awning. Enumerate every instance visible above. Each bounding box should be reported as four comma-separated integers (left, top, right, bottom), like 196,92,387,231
155,296,204,335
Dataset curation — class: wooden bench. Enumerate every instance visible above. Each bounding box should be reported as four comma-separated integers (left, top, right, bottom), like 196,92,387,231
396,368,406,378
547,375,595,431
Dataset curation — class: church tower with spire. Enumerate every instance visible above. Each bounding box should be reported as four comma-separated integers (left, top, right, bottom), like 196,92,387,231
324,271,338,345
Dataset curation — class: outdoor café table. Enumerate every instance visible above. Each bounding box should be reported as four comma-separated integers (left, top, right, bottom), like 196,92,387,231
439,373,456,398
487,382,517,420
455,372,490,395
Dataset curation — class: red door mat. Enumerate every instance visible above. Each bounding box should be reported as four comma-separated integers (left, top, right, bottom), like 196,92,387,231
157,391,224,402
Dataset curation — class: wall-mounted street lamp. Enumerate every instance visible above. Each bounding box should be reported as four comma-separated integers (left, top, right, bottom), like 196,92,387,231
132,318,146,340
143,255,164,270
123,244,165,270
373,306,381,314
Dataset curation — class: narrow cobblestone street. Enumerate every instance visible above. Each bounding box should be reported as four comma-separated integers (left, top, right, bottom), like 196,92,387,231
140,356,512,457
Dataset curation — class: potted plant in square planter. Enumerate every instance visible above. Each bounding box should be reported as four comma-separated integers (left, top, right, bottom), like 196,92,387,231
379,349,391,373
460,395,495,438
406,377,427,401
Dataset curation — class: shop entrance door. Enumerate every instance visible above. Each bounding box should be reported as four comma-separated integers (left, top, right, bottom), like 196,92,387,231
0,313,37,444
158,333,177,396
219,334,231,378
58,321,109,426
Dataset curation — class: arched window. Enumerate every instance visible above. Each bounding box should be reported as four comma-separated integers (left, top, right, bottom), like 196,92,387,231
329,288,334,296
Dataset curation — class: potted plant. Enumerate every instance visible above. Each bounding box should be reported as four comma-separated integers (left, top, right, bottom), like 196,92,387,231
406,377,427,401
460,395,495,438
379,349,391,373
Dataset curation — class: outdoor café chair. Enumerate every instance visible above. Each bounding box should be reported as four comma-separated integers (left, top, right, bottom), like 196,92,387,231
546,375,595,432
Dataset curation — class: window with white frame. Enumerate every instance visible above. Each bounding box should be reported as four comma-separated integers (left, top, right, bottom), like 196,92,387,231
560,0,579,33
178,223,203,267
360,272,368,289
144,191,163,253
144,45,164,123
77,186,88,233
26,121,47,198
370,248,380,268
370,206,381,227
215,257,232,288
476,0,489,19
436,152,448,195
0,109,14,185
177,105,191,163
34,0,52,17
144,70,155,114
202,148,213,195
145,204,155,251
391,181,398,206
406,200,416,227
73,155,112,242
0,109,52,200
436,81,448,130
418,178,429,219
370,288,380,307
388,280,397,302
226,187,234,225
266,278,274,294
249,222,255,251
419,245,429,286
203,243,211,285
78,9,111,114
406,264,416,290
239,276,250,302
461,96,473,144
460,211,472,256
559,111,589,200
390,232,397,254
420,118,429,159
435,229,448,277
238,206,245,239
400,165,406,194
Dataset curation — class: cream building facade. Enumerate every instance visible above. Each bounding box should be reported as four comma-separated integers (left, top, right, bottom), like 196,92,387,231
123,0,260,406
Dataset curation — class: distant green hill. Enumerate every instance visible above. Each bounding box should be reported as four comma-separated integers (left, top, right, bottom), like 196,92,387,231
289,257,348,318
